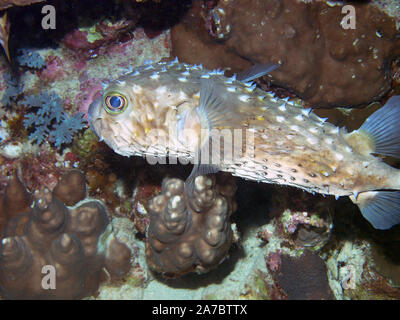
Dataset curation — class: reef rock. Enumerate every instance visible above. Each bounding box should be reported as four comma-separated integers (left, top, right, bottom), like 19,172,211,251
172,0,400,108
0,170,131,300
274,250,334,300
0,0,44,10
146,173,237,277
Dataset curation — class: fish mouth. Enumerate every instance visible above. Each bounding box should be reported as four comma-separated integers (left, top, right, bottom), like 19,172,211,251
88,97,102,138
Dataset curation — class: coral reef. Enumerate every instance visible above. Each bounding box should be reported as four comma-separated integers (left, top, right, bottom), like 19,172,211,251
273,250,334,300
0,0,399,301
16,49,45,69
0,0,44,10
22,92,86,148
172,0,400,108
0,170,131,299
62,19,137,59
0,12,10,62
268,188,334,250
1,74,22,107
146,173,237,277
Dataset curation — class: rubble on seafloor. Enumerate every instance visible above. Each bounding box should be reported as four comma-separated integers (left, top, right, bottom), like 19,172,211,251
93,179,400,300
0,0,399,300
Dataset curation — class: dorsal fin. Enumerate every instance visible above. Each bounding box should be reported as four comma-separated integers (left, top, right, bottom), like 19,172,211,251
237,63,279,82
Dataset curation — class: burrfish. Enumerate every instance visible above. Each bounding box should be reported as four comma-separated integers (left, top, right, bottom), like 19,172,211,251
88,59,400,230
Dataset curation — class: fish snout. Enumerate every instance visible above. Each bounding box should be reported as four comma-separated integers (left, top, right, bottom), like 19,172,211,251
88,97,102,138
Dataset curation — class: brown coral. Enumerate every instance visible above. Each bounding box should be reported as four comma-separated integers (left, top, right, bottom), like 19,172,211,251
53,169,87,206
172,0,400,108
0,0,44,10
0,170,131,300
273,250,334,300
146,173,237,277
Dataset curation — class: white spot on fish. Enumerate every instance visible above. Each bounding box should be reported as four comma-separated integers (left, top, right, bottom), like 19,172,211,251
155,86,168,96
178,77,188,82
278,104,286,111
132,84,143,94
227,86,236,92
150,73,160,80
239,95,250,102
290,125,300,131
276,115,285,123
246,84,257,92
307,136,318,145
295,114,303,121
330,127,340,134
335,152,344,161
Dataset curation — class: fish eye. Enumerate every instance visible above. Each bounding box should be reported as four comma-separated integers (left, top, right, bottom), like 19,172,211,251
104,92,128,114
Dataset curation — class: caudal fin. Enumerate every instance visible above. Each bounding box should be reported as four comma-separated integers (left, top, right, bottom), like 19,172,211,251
360,96,400,158
350,190,400,229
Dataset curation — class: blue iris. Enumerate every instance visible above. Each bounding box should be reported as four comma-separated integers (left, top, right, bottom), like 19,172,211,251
104,93,127,114
110,96,122,109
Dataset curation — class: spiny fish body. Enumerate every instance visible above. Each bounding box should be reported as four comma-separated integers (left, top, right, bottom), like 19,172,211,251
88,59,400,230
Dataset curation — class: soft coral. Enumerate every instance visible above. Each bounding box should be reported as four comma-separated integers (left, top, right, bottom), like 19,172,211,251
22,92,86,148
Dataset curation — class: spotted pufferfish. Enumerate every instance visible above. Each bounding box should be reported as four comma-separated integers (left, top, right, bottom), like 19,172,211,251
88,58,400,230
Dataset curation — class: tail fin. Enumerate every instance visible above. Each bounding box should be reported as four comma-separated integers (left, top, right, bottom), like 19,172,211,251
360,96,400,158
350,190,400,229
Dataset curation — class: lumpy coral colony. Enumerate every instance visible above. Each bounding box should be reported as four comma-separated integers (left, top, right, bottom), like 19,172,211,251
172,0,400,108
0,170,131,299
146,173,237,277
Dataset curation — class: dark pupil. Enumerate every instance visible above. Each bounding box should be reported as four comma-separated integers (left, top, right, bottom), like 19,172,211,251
110,96,122,109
